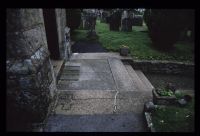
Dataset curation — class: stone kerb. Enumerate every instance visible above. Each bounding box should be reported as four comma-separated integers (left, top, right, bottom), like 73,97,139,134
124,60,194,76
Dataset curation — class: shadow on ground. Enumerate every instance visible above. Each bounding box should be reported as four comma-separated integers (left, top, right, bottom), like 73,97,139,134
72,41,107,53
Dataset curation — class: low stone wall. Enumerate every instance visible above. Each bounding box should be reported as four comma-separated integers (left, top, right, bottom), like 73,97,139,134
123,60,194,76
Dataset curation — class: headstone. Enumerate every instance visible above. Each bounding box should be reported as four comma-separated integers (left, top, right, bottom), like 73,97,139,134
121,10,133,32
109,11,121,31
132,15,143,26
86,12,98,39
100,11,109,23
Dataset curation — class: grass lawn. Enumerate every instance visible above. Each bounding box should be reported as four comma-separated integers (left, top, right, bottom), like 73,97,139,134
71,20,194,62
152,99,194,132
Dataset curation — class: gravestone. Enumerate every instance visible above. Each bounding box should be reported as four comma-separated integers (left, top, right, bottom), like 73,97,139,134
109,11,121,31
100,11,109,23
132,15,143,26
80,14,90,30
121,10,133,32
86,12,98,39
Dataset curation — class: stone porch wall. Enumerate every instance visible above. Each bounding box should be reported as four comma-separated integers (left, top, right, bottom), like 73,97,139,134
124,60,194,76
55,9,71,60
6,9,57,131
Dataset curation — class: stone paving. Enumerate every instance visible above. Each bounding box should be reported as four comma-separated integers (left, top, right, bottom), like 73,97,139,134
44,53,153,132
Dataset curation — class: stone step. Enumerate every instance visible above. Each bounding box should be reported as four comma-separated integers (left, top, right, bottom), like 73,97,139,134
70,53,132,60
52,90,152,116
135,70,154,91
59,74,80,81
58,90,117,99
108,58,137,91
65,62,81,67
63,66,80,71
57,79,117,90
62,71,80,75
44,113,147,132
124,64,149,91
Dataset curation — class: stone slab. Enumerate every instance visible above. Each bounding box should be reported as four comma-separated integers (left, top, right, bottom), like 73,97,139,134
60,72,113,81
59,90,117,99
108,58,137,91
135,70,154,91
70,53,132,60
65,62,81,67
44,113,147,132
55,98,115,115
61,71,80,75
63,66,80,71
54,90,152,115
125,64,148,91
57,80,117,90
63,59,111,73
59,75,79,81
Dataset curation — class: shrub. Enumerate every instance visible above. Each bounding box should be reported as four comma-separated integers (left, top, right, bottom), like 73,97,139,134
144,9,193,51
66,9,81,31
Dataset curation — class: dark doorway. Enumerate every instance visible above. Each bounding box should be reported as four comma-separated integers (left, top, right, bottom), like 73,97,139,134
43,9,60,59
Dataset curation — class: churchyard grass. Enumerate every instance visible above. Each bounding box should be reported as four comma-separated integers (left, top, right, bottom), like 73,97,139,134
71,20,194,62
152,98,194,132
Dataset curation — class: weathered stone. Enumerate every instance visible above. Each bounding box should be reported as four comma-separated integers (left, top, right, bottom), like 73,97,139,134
44,113,146,132
70,53,132,60
8,61,30,75
7,9,57,131
144,101,156,112
178,99,187,106
19,76,40,89
7,9,44,32
55,9,70,59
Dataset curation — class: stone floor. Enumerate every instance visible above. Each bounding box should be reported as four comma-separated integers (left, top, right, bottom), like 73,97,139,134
44,53,153,132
